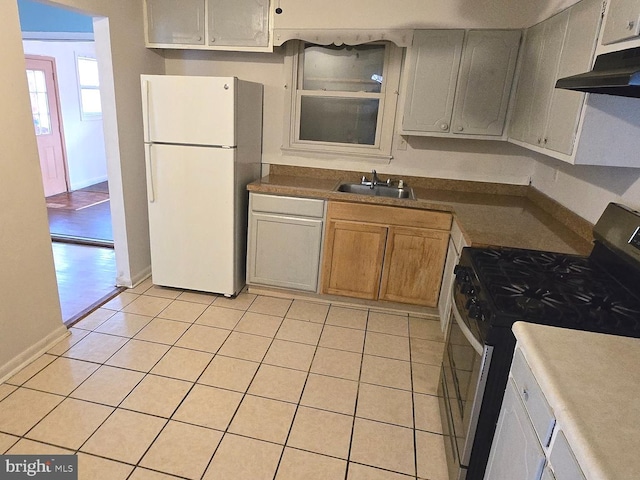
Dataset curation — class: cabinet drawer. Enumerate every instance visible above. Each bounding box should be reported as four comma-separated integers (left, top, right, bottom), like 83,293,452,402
511,348,556,447
549,430,586,480
251,193,325,218
328,201,452,230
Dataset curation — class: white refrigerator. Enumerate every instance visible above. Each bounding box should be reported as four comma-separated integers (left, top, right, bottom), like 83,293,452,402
141,74,262,296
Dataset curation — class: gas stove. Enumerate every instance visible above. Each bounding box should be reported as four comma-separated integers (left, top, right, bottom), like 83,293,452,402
456,244,640,336
440,203,640,480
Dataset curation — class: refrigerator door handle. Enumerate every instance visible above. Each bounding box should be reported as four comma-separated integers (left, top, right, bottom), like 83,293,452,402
143,80,151,142
145,144,155,203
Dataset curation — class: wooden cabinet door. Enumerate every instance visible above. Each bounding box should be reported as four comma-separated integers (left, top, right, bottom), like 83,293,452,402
145,0,205,45
321,220,387,300
451,30,521,136
602,0,640,44
484,380,547,480
402,30,464,133
379,226,449,307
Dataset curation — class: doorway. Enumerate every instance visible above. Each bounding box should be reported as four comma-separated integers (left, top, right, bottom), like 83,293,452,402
20,1,120,323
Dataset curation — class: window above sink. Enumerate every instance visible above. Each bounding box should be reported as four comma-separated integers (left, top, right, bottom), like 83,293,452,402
282,40,403,160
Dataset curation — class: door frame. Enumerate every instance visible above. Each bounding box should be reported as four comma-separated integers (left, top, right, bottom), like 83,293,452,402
25,54,70,195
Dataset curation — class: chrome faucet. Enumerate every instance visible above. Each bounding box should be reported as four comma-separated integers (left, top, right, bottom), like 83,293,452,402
361,169,391,189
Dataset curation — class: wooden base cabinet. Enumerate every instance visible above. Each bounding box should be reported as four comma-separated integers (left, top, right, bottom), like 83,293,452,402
320,202,451,307
322,220,387,300
379,226,449,305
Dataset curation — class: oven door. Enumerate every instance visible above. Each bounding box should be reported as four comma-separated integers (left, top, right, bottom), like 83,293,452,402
440,292,493,480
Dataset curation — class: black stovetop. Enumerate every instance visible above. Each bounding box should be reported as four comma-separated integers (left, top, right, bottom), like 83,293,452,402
461,244,640,338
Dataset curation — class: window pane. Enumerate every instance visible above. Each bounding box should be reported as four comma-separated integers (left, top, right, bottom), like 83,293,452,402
26,69,52,136
34,70,47,92
81,89,102,114
302,44,385,93
299,96,379,145
78,57,100,87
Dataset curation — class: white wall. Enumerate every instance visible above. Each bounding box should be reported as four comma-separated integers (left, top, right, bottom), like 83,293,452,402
164,49,536,185
530,152,640,223
0,0,66,382
23,40,108,190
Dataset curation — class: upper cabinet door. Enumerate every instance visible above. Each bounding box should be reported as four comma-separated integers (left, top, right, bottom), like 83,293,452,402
508,22,546,143
451,30,521,136
602,0,640,44
545,0,603,155
527,10,569,146
208,0,269,47
146,0,205,45
402,30,465,133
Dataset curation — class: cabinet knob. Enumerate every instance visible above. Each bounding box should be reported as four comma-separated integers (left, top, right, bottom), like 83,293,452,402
628,20,635,30
543,138,548,145
211,37,216,42
440,123,449,131
537,137,542,145
457,126,464,132
522,388,529,401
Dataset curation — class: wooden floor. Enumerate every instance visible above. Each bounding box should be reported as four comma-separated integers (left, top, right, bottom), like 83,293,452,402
46,182,113,244
52,242,122,324
47,182,121,324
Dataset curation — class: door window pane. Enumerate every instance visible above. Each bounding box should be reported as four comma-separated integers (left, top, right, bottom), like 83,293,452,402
302,43,385,93
26,69,52,136
299,96,379,145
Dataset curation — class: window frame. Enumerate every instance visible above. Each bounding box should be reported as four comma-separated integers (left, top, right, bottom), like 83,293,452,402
76,55,102,120
282,40,402,160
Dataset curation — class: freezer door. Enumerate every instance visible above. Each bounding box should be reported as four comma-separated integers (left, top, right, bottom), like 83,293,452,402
145,143,237,295
141,75,236,147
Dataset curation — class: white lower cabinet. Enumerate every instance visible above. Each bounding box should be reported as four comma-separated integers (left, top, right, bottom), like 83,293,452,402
438,219,467,332
484,380,547,480
247,193,325,292
485,347,586,480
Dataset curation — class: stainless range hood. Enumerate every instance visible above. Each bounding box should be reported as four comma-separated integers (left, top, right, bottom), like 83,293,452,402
555,47,640,98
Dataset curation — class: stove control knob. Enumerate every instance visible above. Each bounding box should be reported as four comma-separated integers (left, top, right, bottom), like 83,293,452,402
469,304,483,319
461,283,475,295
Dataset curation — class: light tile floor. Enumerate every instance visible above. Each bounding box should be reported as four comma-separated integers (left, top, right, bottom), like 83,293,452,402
0,279,449,480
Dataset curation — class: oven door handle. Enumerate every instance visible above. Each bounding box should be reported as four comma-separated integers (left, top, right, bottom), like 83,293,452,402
451,296,484,355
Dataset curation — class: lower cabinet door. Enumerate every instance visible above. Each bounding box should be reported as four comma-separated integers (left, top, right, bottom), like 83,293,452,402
321,219,388,300
484,380,547,480
379,225,449,307
247,212,323,292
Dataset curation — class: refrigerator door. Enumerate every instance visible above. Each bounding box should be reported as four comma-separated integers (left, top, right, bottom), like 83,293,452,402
145,143,237,294
141,75,236,147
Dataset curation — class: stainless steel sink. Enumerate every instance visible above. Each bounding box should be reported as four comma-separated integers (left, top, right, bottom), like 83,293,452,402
336,183,416,200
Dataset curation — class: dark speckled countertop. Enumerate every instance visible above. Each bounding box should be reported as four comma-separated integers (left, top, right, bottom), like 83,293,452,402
247,167,594,256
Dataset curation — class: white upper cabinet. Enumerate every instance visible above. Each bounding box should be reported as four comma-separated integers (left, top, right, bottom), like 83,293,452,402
402,30,464,134
451,30,521,135
509,12,569,147
208,0,269,47
546,0,604,155
146,0,205,45
508,0,603,159
401,29,521,138
601,0,640,45
144,0,272,51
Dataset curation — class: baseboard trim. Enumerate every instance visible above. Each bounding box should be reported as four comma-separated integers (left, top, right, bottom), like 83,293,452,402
0,325,69,384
